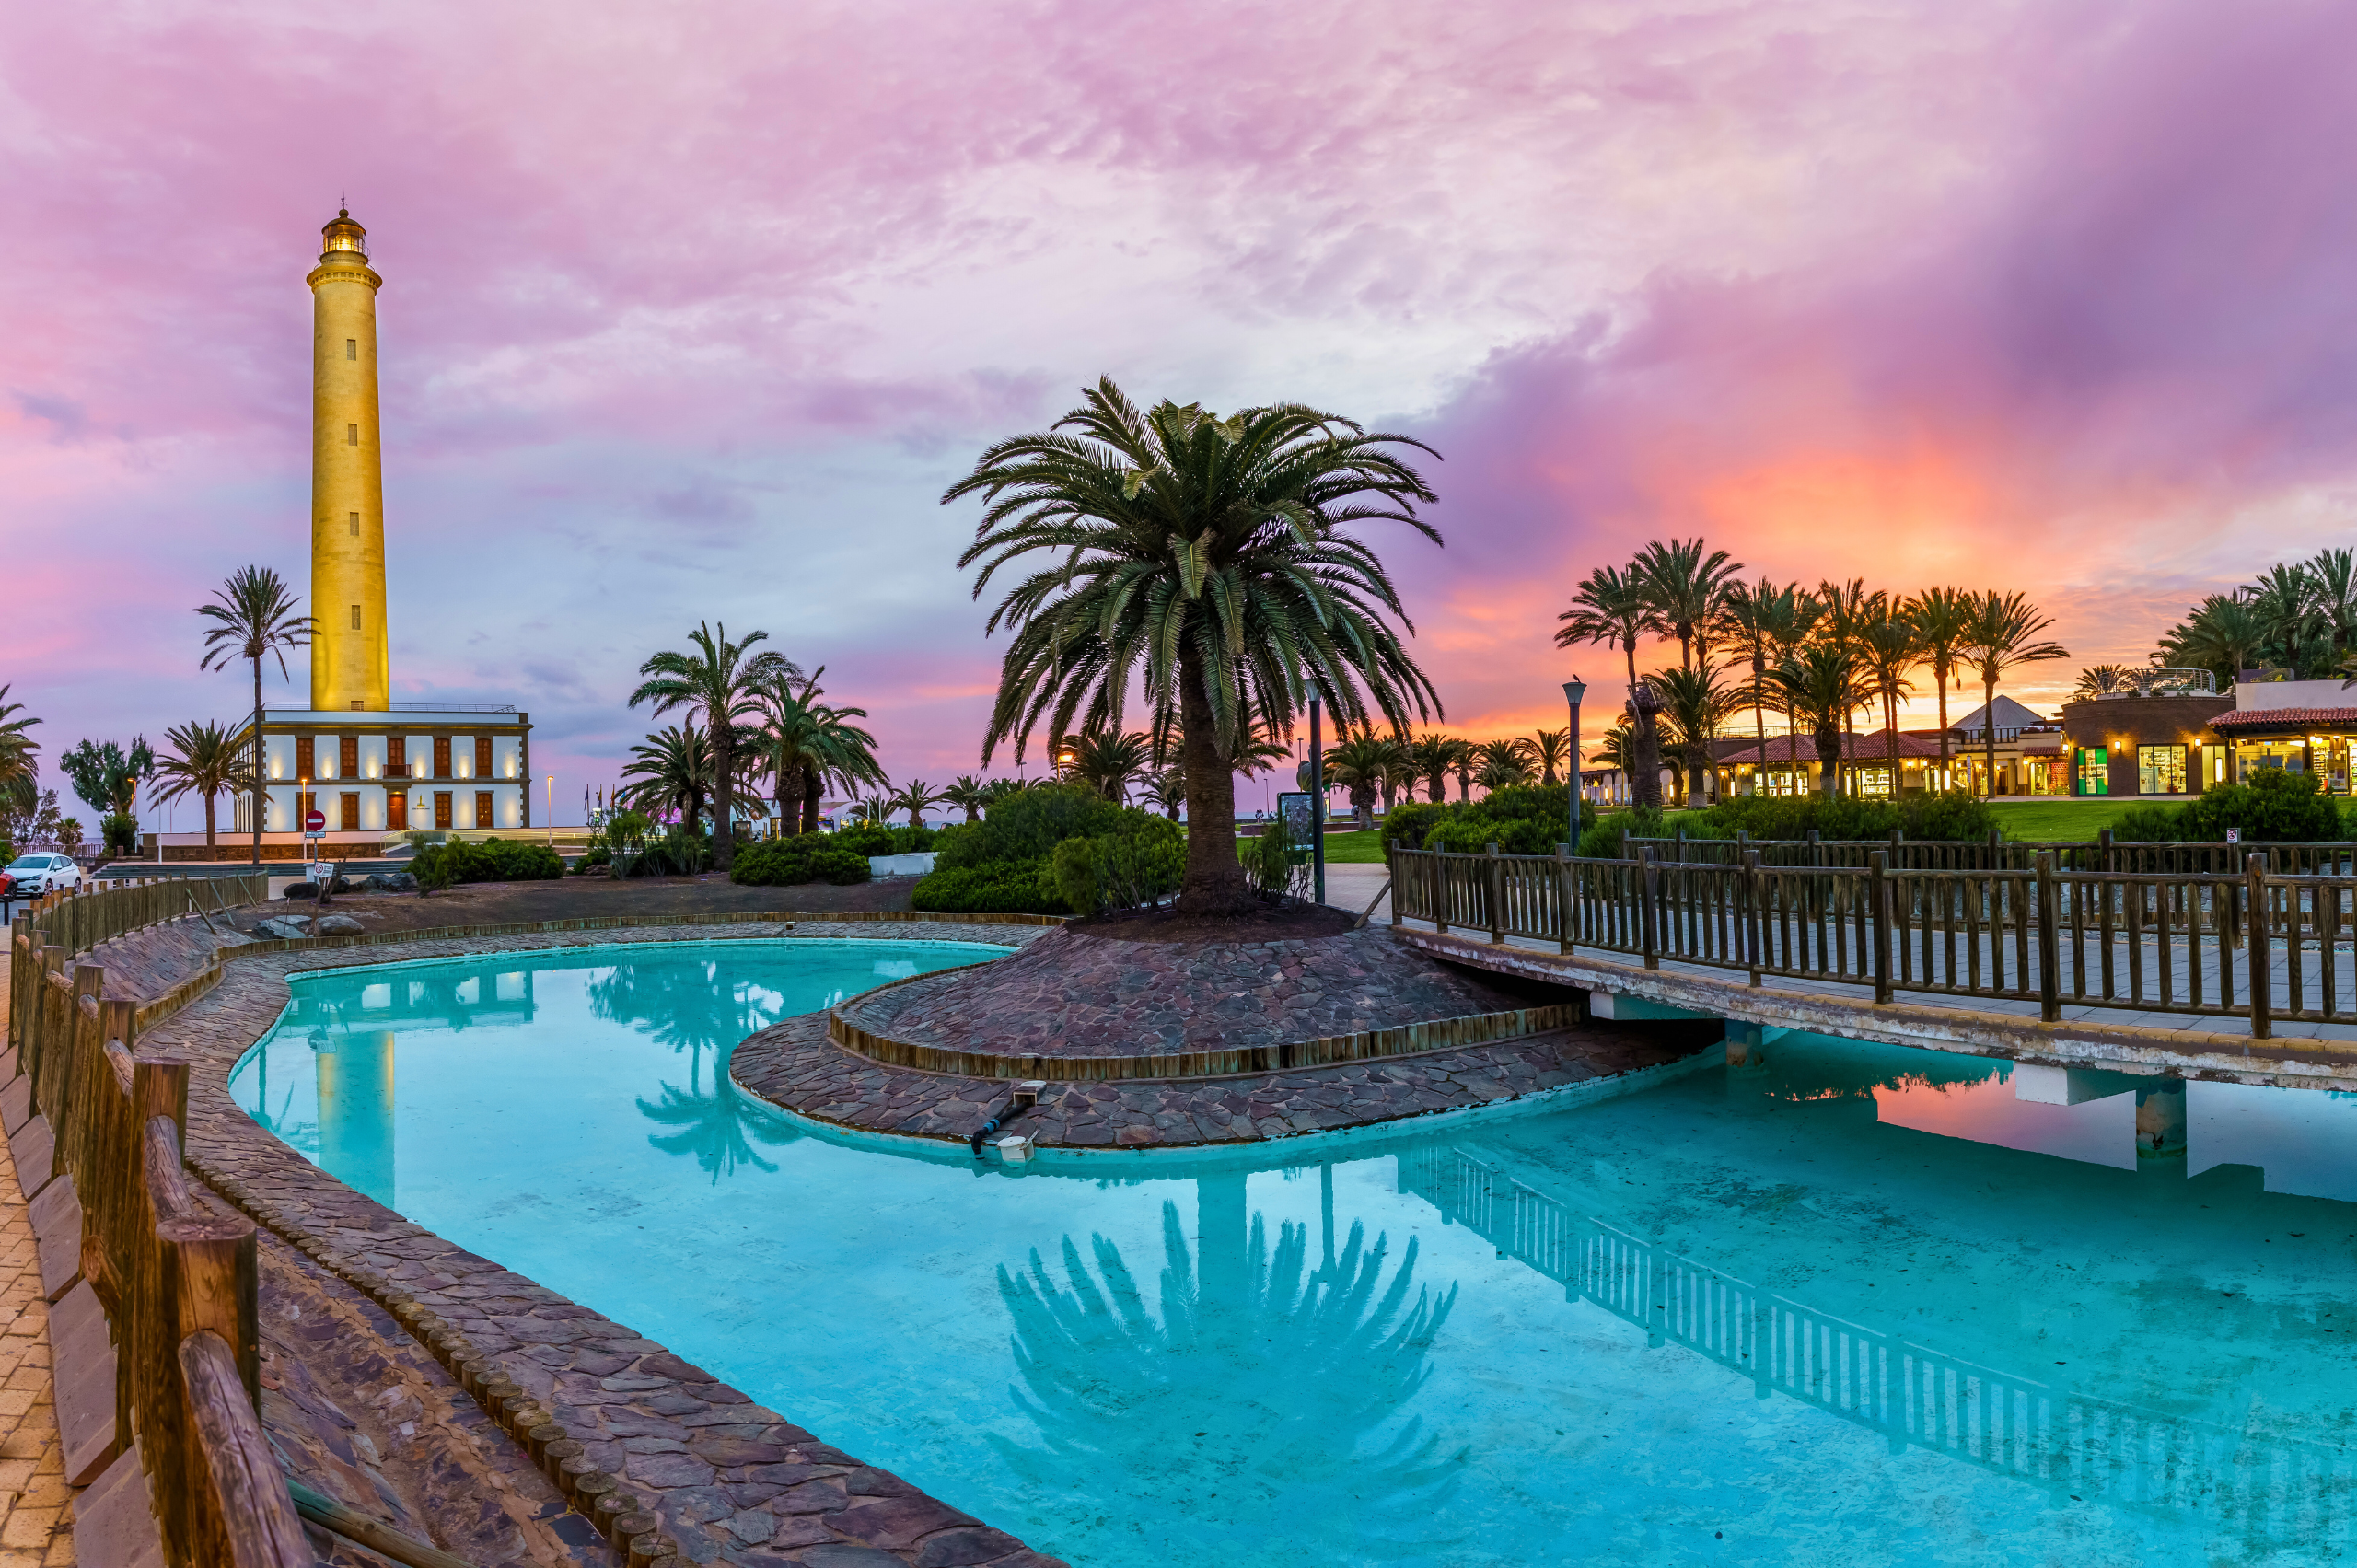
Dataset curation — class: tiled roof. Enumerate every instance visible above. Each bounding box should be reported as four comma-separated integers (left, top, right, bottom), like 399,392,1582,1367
2210,707,2357,730
1718,729,1946,766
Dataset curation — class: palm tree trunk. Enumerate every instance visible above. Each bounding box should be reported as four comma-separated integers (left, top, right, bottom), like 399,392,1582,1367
1816,722,1841,797
802,762,822,834
711,719,736,869
777,761,805,838
203,793,216,849
250,655,263,866
1983,673,1999,798
1885,689,1900,796
1752,646,1767,797
1623,642,1663,812
1935,658,1953,784
1176,646,1253,913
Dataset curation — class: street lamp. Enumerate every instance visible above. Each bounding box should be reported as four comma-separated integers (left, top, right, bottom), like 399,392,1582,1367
1562,678,1586,850
545,775,554,847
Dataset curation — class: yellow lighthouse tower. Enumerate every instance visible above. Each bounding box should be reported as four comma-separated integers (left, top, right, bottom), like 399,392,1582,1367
308,209,389,712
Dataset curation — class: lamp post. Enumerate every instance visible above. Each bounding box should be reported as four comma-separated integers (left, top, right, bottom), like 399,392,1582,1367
1562,678,1586,850
545,775,554,847
1309,694,1325,906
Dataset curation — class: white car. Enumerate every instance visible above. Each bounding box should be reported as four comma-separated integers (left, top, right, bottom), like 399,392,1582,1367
2,854,80,895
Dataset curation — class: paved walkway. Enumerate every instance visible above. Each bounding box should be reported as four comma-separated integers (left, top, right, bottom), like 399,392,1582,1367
0,968,75,1566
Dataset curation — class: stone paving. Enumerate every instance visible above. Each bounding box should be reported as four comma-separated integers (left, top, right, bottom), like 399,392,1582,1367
737,1011,1720,1146
0,964,74,1568
130,918,1067,1568
843,923,1540,1058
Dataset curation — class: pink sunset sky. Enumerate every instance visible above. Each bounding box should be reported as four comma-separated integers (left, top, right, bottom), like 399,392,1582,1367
6,0,2357,825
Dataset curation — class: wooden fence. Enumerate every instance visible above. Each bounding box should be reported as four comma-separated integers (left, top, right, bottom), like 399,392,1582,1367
6,877,307,1564
1390,841,2357,1037
1622,830,2357,877
7,875,270,966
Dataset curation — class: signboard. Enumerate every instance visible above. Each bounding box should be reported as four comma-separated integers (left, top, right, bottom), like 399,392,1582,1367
304,809,327,833
1275,791,1315,850
2224,827,2241,845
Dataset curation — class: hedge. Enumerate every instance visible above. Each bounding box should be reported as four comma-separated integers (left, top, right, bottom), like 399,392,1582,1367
911,858,1072,916
730,837,873,887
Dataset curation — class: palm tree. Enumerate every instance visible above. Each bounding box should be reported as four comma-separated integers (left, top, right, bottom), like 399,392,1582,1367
2159,594,2269,689
618,724,712,831
1066,730,1155,802
1962,591,2070,800
1527,728,1569,786
2247,563,2318,673
1904,587,1978,785
1717,579,1816,789
1556,565,1666,809
1854,602,1921,796
2072,664,2136,700
755,668,884,838
1590,724,1642,805
1406,733,1457,803
941,775,993,824
2312,549,2357,668
1471,738,1534,793
1224,726,1295,780
1815,578,1874,775
148,720,255,849
946,379,1444,913
1767,644,1871,796
982,777,1030,812
1631,537,1743,670
1136,767,1185,821
196,565,315,865
629,623,791,871
1647,665,1739,805
0,688,40,821
885,779,946,829
1322,732,1398,830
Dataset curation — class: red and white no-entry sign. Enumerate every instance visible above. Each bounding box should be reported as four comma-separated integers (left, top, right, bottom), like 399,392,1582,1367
304,809,327,833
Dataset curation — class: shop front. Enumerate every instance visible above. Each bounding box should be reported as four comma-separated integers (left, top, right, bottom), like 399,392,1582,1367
2058,691,2233,797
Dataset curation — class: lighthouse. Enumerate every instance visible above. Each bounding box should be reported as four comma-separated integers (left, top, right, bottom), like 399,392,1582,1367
308,209,390,713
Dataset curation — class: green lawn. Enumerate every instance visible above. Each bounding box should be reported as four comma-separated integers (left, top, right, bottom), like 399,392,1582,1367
1310,830,1389,864
1985,799,2138,842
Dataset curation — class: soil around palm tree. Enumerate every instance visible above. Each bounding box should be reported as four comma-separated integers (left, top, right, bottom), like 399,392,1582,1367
1067,899,1355,943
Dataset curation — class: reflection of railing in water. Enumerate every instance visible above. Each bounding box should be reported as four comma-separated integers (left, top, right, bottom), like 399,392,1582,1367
1402,1144,2357,1539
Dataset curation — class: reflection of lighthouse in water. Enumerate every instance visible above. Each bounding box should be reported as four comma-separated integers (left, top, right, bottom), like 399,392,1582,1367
316,1029,397,1206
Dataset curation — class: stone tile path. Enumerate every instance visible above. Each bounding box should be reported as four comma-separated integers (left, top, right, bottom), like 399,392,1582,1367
845,923,1538,1058
737,1011,1722,1147
0,968,74,1567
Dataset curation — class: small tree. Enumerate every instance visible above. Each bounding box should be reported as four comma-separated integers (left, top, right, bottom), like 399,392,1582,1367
197,566,314,866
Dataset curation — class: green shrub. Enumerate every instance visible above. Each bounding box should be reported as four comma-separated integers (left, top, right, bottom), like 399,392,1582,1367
1578,807,1663,860
933,784,1132,870
831,822,899,856
1697,790,1994,842
1383,784,1594,854
100,812,139,857
1240,819,1308,901
412,835,564,888
911,858,1071,915
730,837,872,887
619,827,711,877
2109,803,2185,842
1051,818,1186,915
2180,770,2346,842
1380,800,1446,851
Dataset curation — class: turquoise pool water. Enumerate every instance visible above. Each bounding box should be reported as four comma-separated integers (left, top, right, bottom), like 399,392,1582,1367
230,942,2357,1566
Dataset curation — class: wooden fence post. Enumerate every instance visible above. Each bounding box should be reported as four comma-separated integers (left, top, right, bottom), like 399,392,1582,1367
1743,849,1764,987
1486,843,1504,945
1555,844,1574,956
1869,851,1893,1004
2037,852,2061,1022
1432,853,1449,936
1640,849,1661,971
2247,853,2272,1040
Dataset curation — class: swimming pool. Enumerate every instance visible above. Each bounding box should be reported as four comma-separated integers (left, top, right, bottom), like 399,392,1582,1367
230,941,2357,1565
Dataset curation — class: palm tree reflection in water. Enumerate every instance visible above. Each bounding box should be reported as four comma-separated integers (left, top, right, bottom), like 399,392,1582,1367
592,958,807,1184
993,1171,1463,1557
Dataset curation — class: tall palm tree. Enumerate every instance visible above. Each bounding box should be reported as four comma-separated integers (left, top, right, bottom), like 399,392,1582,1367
1407,733,1457,803
2072,664,2136,700
1322,732,1399,830
1716,579,1815,789
946,379,1443,913
885,779,946,829
0,687,40,821
1767,644,1871,797
630,623,791,870
2247,563,2318,673
2158,594,2269,688
1591,724,1642,805
196,565,315,865
1067,730,1155,802
1854,601,1920,796
1904,587,1978,784
1815,578,1875,779
148,720,255,849
941,775,993,824
618,724,712,831
1470,738,1534,792
1527,727,1569,786
1631,538,1743,670
755,668,883,838
1556,565,1666,809
1962,591,2070,800
2311,549,2357,667
1647,665,1739,805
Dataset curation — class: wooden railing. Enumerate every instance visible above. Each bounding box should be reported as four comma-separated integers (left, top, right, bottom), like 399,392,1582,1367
8,874,270,962
1389,842,2357,1036
1622,830,2357,877
8,935,308,1564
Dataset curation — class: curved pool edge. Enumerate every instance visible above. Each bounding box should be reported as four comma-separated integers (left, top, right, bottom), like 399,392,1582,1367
140,916,1073,1568
727,1007,1726,1155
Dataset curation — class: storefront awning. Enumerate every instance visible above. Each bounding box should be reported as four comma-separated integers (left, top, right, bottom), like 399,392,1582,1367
2211,707,2357,735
